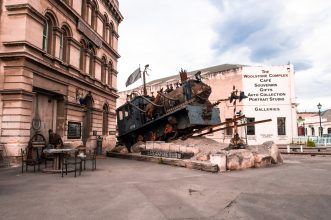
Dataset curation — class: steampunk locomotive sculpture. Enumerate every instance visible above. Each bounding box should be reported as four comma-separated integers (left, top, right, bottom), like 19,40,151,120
116,68,221,150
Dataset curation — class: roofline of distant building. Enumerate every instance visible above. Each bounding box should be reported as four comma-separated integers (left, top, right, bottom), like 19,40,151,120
119,63,294,93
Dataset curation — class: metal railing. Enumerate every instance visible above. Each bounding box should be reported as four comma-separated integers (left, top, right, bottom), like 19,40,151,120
292,136,331,146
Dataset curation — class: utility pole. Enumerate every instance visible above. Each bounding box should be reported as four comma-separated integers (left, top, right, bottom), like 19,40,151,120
317,103,322,137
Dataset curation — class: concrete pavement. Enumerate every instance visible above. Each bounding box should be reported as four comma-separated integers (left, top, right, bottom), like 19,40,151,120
0,155,331,220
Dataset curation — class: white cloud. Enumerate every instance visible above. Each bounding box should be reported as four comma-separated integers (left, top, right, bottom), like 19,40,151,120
117,0,331,112
118,0,219,90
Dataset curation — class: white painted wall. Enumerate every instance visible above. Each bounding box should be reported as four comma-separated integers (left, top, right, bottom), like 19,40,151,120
242,65,297,145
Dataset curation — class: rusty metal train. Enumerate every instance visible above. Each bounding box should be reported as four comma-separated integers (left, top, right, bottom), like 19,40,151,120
116,69,222,149
116,68,271,151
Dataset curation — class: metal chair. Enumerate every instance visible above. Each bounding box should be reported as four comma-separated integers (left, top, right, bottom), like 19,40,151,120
43,144,55,169
21,148,40,173
79,148,97,171
61,150,82,178
0,144,10,168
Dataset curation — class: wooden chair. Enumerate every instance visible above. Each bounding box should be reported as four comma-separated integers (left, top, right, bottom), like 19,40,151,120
61,150,82,178
21,148,40,173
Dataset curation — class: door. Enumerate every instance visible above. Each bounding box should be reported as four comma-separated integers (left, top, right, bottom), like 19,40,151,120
32,93,57,141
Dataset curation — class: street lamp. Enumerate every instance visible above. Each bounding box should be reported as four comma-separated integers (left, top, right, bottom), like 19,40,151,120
317,103,322,137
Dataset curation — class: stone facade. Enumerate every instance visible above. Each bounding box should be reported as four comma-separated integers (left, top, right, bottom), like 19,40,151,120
0,0,123,156
117,64,298,145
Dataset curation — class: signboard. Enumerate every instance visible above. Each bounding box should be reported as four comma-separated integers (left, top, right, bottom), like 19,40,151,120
241,66,296,144
77,20,103,48
243,67,291,112
67,122,81,139
141,150,194,159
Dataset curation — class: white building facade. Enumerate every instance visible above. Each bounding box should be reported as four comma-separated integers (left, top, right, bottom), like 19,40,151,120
117,64,298,145
298,110,331,137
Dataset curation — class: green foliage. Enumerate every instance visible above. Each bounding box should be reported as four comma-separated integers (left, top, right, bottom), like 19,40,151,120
306,139,316,147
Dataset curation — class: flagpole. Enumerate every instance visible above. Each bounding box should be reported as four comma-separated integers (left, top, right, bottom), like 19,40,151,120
142,64,149,96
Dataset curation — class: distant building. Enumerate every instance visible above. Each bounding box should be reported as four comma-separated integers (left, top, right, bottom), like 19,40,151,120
0,0,123,157
297,110,331,137
118,64,298,145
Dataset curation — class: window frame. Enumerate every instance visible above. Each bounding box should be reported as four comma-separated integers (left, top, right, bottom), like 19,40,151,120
225,118,233,136
246,117,255,136
42,20,49,51
277,117,286,135
59,32,64,60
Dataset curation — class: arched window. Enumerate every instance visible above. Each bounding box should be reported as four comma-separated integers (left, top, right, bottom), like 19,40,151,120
109,22,114,46
102,104,109,135
42,18,49,51
79,40,87,72
101,56,107,83
108,61,113,86
81,42,95,76
87,44,95,77
103,14,108,41
311,127,315,136
60,25,71,63
42,13,57,54
82,0,98,30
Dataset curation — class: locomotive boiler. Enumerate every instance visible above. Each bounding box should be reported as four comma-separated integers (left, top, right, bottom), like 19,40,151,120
116,69,221,149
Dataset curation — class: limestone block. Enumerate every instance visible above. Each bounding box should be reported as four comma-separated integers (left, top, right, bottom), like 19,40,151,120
195,152,210,161
186,146,200,154
226,149,255,170
186,161,202,170
270,144,283,164
111,145,128,154
169,143,180,152
131,141,146,153
152,141,165,151
146,141,154,150
119,147,129,154
210,153,227,172
201,163,218,172
179,145,187,153
253,153,272,168
160,143,171,152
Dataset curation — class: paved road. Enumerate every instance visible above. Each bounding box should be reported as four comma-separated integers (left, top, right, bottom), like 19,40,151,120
0,155,331,220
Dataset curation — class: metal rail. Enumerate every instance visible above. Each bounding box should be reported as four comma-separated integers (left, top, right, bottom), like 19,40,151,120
185,115,246,138
195,119,272,137
281,152,331,156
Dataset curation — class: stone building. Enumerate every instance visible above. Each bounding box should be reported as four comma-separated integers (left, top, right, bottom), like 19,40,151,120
0,0,123,157
118,64,298,145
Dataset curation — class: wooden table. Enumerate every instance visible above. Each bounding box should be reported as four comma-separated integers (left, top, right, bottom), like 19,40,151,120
43,148,77,173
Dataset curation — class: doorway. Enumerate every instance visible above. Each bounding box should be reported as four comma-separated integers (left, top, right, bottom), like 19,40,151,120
31,88,64,141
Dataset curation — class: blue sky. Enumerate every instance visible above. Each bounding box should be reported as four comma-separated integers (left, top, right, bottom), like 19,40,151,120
117,0,331,111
